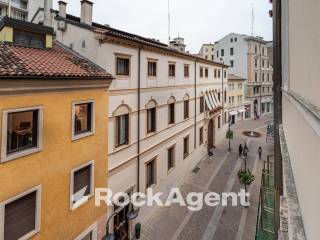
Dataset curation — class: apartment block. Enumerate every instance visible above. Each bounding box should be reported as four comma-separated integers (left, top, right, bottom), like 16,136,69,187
214,33,274,119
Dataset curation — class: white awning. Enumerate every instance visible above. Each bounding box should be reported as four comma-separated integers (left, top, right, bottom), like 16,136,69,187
229,110,238,116
213,91,221,107
208,92,217,108
204,94,213,111
238,108,245,113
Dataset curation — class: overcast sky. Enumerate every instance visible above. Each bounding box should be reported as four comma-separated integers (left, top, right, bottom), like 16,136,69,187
53,0,272,53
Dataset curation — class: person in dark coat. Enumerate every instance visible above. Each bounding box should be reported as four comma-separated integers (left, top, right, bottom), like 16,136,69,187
258,146,263,160
239,144,243,157
243,143,249,157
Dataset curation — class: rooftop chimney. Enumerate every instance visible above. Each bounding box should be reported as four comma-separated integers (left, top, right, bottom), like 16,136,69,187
44,0,53,27
80,0,93,26
58,1,67,18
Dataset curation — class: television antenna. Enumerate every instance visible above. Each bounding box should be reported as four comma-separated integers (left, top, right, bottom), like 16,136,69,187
251,4,255,36
168,0,171,43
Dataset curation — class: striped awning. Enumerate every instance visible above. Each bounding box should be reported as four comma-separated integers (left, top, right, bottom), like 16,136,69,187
229,110,238,116
204,94,213,111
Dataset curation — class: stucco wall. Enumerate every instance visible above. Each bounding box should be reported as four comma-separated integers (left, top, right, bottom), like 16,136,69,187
0,89,108,240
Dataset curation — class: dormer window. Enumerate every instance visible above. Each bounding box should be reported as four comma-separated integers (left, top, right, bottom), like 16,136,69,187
14,30,45,48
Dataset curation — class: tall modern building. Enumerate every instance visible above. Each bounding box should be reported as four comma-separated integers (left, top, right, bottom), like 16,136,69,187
214,33,274,119
271,0,320,240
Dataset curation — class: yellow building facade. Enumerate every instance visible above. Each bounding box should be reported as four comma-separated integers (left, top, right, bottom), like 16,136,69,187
0,17,113,240
227,74,248,124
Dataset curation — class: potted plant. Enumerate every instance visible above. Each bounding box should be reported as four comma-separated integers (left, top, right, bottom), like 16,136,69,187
226,129,234,140
237,170,255,186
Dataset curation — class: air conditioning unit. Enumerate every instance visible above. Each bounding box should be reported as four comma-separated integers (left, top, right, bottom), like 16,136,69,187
58,20,67,31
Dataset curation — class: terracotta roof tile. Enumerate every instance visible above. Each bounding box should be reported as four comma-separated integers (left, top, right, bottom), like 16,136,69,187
0,42,113,79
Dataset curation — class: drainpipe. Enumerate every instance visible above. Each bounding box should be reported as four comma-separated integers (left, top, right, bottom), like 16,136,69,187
194,61,197,149
259,42,262,116
137,46,142,192
221,61,225,123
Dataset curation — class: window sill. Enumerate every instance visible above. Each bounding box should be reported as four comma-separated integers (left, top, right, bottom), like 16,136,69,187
72,131,94,141
71,194,93,211
1,146,42,163
18,229,40,240
167,167,175,175
146,184,156,190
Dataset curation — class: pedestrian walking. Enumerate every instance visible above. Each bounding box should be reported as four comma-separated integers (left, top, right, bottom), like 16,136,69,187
239,144,243,157
243,143,249,157
258,146,262,160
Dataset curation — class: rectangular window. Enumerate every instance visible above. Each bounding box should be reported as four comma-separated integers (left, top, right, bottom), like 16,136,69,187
230,60,234,67
238,83,242,89
147,108,156,133
146,159,156,188
214,69,217,78
262,73,265,81
217,51,219,58
6,110,38,155
169,64,176,77
1,106,43,162
116,57,130,75
184,100,189,119
218,92,221,102
1,186,41,240
183,136,189,159
255,72,258,82
255,59,258,68
205,68,209,78
218,70,221,78
218,116,221,128
115,114,129,147
224,70,227,78
147,61,157,76
221,49,224,57
14,30,45,48
200,96,204,113
168,103,175,124
200,67,204,78
230,48,234,55
167,146,175,171
71,161,94,210
75,223,97,240
199,127,203,145
184,65,189,77
73,101,94,140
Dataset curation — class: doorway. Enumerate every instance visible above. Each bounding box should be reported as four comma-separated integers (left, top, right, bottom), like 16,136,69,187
207,118,215,152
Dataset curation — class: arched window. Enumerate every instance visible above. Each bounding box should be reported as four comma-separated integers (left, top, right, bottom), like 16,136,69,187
113,104,131,147
183,94,190,119
168,97,176,124
146,100,157,133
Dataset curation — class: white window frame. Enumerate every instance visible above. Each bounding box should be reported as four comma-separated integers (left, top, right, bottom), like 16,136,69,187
71,100,95,141
70,160,95,211
0,185,42,240
1,106,44,163
74,222,97,240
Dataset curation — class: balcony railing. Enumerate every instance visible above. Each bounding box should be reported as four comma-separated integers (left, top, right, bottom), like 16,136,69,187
255,155,276,240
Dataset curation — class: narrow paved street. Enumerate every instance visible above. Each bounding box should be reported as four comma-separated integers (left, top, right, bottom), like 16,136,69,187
141,115,274,240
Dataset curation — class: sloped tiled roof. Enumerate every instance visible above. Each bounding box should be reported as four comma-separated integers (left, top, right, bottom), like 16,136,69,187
228,74,246,81
0,41,113,79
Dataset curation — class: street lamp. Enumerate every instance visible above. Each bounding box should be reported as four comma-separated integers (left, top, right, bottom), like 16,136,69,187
103,202,139,240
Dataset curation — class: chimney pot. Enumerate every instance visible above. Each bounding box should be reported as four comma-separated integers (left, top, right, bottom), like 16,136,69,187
58,1,67,18
81,0,93,26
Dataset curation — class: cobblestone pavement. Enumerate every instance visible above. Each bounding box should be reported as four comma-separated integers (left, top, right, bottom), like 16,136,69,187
140,114,274,240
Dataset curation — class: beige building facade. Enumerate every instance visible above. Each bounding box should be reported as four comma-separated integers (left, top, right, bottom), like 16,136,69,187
199,43,215,61
272,0,320,240
227,74,248,124
29,1,230,238
214,33,274,119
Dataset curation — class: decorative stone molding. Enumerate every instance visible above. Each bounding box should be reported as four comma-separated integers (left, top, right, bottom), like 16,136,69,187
278,125,307,240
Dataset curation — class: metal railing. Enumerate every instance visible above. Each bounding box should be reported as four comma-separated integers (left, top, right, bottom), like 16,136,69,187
255,155,276,240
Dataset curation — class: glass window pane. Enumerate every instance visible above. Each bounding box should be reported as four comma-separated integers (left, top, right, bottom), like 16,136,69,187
7,110,38,154
75,103,92,135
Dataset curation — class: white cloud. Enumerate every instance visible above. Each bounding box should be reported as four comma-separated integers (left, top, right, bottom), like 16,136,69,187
53,0,272,53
